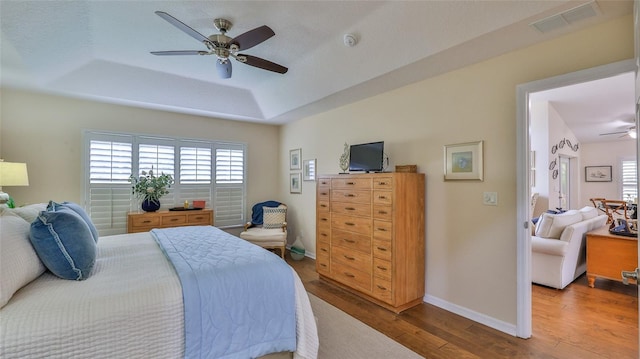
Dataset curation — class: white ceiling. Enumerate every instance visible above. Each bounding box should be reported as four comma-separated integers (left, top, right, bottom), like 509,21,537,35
531,71,636,144
0,0,634,138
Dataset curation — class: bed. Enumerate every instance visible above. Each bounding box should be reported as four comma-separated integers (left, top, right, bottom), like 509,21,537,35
0,206,318,359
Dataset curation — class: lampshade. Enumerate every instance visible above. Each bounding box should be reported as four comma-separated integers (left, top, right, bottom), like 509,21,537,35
0,162,29,186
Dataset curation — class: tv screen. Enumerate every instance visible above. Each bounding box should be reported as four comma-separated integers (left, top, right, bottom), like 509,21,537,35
349,141,384,172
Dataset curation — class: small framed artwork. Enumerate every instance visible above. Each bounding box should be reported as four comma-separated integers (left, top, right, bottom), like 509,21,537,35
444,140,484,181
585,166,612,182
290,173,302,193
303,159,316,181
290,148,301,170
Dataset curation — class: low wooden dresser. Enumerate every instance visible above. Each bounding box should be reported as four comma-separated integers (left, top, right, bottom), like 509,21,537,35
316,173,425,313
586,225,638,287
127,209,214,233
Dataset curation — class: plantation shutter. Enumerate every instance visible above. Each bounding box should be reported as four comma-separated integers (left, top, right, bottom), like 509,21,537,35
84,131,246,234
214,144,245,227
137,140,176,209
621,159,638,201
87,136,133,236
178,143,213,207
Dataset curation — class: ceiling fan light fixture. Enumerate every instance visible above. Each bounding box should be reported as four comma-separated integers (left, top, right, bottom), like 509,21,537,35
216,59,232,79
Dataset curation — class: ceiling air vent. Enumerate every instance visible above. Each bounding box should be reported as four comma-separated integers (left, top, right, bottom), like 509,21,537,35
530,1,601,33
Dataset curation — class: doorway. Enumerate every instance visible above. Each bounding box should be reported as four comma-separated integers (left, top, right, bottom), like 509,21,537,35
516,59,637,338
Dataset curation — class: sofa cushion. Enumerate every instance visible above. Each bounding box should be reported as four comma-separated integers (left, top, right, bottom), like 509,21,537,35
531,235,569,256
579,206,599,221
0,213,46,308
535,210,583,239
30,207,97,280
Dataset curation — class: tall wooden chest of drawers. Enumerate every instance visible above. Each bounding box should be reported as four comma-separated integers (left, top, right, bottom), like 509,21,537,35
316,173,425,313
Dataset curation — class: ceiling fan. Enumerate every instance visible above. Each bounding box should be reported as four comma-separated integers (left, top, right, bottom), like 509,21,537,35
150,11,288,79
599,126,637,139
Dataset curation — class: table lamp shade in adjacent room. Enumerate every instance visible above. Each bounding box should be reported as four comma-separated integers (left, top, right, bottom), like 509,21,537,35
0,162,29,206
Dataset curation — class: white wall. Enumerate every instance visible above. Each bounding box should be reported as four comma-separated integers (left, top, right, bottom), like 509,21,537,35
278,15,633,331
0,90,281,222
580,140,637,207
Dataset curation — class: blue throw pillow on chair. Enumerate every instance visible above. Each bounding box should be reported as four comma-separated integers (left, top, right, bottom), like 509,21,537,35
30,207,97,280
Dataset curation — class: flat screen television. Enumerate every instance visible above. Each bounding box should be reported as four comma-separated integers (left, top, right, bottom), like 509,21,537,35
349,141,384,172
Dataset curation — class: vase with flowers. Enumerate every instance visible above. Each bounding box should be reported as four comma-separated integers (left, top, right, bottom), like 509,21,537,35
128,168,174,212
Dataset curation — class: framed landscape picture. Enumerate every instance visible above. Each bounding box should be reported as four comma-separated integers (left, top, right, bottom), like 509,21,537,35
585,166,612,182
444,141,484,181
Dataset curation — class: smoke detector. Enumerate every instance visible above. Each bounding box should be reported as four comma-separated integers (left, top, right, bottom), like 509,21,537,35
343,34,358,47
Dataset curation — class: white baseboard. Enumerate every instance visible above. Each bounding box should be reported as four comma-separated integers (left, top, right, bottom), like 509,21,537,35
424,294,517,336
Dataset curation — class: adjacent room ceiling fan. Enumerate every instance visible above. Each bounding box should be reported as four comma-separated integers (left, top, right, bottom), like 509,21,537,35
599,126,637,139
150,11,288,79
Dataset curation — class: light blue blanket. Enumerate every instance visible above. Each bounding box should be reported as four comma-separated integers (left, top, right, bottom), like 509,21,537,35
151,226,296,359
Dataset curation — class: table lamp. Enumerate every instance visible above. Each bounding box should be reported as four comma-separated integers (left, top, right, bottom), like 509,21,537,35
0,161,29,208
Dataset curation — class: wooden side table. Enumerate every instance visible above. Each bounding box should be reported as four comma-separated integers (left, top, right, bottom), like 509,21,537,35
127,209,214,233
586,226,638,287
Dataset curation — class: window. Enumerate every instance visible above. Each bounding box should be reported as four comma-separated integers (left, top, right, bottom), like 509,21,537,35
621,158,638,202
84,131,246,234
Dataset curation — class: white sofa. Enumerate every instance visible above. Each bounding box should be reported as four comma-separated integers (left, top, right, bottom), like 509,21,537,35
531,206,608,289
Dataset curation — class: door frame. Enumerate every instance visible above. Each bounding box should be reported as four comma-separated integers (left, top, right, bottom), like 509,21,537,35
515,59,636,338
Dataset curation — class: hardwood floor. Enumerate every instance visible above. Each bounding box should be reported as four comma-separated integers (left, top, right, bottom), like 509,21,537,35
286,254,638,359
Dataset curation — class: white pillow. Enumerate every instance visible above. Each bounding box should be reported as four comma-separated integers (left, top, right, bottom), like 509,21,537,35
263,205,287,229
0,212,46,308
534,210,582,239
579,206,599,220
1,203,47,223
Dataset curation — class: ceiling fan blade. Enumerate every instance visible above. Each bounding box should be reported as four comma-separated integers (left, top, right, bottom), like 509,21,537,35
231,25,275,51
155,11,209,44
599,131,627,136
238,54,288,74
151,50,208,56
216,60,232,79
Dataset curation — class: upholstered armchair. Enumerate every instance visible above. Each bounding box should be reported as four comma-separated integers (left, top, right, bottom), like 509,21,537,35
239,201,287,259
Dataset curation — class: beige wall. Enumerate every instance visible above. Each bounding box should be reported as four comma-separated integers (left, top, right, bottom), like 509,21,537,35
0,13,633,334
0,90,281,212
279,15,634,328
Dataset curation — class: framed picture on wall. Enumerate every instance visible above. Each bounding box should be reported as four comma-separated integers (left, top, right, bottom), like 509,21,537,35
290,148,301,170
303,159,316,181
290,173,302,193
444,141,484,181
585,166,612,182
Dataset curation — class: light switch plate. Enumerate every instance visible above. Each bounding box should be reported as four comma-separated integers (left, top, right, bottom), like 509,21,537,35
483,192,498,206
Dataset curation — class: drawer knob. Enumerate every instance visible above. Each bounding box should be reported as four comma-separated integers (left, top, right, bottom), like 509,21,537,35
378,211,388,215
345,222,355,226
143,220,151,224
321,218,328,222
194,216,203,220
377,285,388,290
378,196,387,199
343,238,355,244
379,182,387,185
320,263,327,268
344,272,355,278
346,181,355,185
321,192,328,195
321,204,327,208
377,228,387,231
171,218,179,221
321,233,327,237
376,266,388,271
377,247,388,252
345,207,355,211
343,255,355,261
321,248,328,252
345,193,355,197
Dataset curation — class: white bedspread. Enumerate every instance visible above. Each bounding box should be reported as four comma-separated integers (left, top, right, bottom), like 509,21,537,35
0,231,318,359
